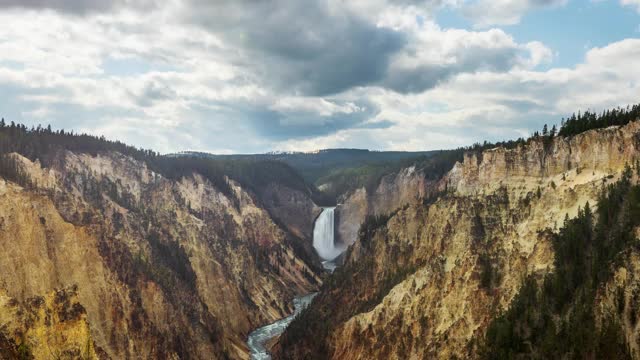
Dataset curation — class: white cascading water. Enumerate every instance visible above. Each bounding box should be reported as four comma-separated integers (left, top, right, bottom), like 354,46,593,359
313,207,343,262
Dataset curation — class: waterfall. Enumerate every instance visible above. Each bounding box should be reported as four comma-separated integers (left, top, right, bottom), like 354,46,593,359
313,207,343,261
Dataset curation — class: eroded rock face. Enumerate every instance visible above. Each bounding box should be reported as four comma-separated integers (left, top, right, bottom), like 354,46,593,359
0,286,98,360
336,166,432,247
444,121,640,196
277,121,640,359
260,182,323,245
0,151,323,359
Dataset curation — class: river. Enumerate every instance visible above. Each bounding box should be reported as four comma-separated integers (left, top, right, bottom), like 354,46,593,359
247,293,318,360
246,207,341,359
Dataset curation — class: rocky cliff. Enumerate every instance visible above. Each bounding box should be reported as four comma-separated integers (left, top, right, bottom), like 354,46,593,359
335,165,432,247
276,121,640,359
0,150,323,359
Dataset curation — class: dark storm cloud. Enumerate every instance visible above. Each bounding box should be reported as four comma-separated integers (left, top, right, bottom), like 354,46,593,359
383,43,521,93
185,0,406,96
0,0,157,14
184,0,534,97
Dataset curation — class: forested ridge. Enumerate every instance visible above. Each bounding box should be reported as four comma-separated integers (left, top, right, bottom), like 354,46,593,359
191,149,435,178
1,102,636,203
313,103,640,200
0,119,329,204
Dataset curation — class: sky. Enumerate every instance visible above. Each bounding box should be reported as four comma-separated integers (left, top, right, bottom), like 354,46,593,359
0,0,638,154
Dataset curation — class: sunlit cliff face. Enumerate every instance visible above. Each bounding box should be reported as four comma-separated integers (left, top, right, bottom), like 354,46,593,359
276,121,640,360
0,150,323,359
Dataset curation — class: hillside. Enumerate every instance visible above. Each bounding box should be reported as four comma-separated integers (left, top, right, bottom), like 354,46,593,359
276,118,640,359
0,123,326,359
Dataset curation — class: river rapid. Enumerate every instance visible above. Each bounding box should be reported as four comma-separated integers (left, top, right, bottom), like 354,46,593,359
247,293,318,360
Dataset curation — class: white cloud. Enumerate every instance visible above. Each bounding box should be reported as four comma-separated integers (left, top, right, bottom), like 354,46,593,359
382,25,553,93
270,98,364,117
0,0,636,155
278,38,640,152
622,0,640,12
522,41,554,68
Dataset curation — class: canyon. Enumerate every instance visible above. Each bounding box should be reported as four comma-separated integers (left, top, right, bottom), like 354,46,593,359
1,117,640,359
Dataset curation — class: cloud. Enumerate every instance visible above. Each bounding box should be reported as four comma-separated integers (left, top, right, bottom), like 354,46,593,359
136,80,177,107
309,38,639,152
381,27,553,93
0,0,547,99
244,99,381,140
0,0,636,155
0,0,158,14
183,0,406,96
621,0,640,12
383,28,523,93
463,0,568,27
181,1,548,96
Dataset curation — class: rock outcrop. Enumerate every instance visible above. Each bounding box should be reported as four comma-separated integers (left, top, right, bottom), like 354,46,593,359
335,165,432,247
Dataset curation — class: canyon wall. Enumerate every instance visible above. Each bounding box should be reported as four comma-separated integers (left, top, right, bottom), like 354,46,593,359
277,121,640,359
335,165,432,247
0,151,323,359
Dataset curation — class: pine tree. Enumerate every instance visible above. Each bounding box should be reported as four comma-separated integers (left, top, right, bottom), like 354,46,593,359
623,163,633,182
584,201,592,223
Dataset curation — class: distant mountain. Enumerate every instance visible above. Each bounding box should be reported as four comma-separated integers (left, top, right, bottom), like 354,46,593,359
174,149,438,201
269,149,438,183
